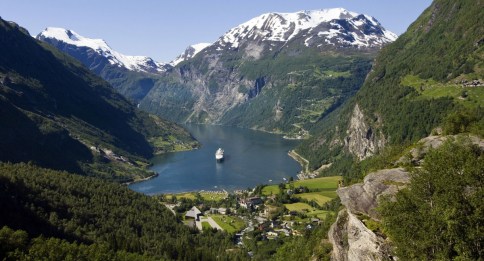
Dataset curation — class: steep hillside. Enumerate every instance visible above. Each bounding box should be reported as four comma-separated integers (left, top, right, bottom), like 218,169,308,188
297,0,484,170
0,18,199,182
0,162,242,260
139,8,397,136
39,8,397,137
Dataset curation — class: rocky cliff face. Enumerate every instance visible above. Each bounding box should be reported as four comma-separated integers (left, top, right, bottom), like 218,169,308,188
137,8,397,133
343,104,387,160
329,209,393,261
337,168,410,219
328,168,410,260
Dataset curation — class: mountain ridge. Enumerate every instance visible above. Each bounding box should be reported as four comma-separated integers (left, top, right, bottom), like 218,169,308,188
0,17,199,182
135,8,396,136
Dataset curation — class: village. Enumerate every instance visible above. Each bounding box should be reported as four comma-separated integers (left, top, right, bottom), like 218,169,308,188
158,176,343,250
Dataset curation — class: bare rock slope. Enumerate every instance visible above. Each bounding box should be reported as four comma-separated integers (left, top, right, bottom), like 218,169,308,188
329,168,410,260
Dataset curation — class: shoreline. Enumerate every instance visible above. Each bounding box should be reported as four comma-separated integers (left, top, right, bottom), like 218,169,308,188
122,172,159,186
288,150,307,173
182,122,308,140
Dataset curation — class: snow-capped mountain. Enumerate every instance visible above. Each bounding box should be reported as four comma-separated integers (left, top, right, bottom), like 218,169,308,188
136,8,398,130
37,28,168,74
170,43,211,66
211,8,397,51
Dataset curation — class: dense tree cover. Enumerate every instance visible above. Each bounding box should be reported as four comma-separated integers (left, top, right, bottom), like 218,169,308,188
296,0,484,174
379,137,484,260
0,18,199,182
350,0,484,143
441,105,484,138
249,212,337,261
0,226,161,261
0,162,243,260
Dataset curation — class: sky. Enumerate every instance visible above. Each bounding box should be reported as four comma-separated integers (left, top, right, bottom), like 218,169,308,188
2,0,433,63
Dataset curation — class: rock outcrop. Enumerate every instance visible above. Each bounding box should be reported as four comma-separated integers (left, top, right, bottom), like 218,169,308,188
329,209,392,261
337,168,410,219
396,134,484,164
329,168,410,260
344,104,387,160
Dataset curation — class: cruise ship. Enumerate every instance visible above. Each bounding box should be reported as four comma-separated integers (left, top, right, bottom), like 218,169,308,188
215,148,224,161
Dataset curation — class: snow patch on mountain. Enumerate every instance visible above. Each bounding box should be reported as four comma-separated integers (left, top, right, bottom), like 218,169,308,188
38,27,168,73
170,43,211,66
215,7,397,49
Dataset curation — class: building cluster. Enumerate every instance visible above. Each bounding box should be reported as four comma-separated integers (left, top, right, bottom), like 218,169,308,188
460,79,483,87
238,196,263,209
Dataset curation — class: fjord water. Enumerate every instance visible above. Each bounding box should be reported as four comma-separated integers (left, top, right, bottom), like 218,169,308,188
128,124,302,195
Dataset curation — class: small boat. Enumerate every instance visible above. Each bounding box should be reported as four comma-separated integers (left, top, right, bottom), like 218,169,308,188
269,180,272,182
215,148,224,161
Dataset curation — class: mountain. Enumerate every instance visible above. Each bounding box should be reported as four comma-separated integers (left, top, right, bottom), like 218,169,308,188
296,0,484,171
170,43,212,66
293,1,484,260
37,27,169,74
36,28,174,102
137,8,397,136
212,8,396,50
38,8,397,136
0,18,199,183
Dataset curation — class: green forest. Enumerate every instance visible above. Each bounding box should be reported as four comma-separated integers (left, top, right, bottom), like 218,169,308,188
0,18,200,183
0,162,243,260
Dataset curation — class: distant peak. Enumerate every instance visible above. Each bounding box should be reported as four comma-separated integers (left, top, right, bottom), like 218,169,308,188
37,27,167,74
170,43,212,66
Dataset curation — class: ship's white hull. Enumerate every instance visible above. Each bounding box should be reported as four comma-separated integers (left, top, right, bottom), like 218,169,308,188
215,148,224,161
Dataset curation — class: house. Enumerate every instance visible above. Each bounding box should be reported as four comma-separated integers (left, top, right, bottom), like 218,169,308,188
267,230,279,236
281,227,292,236
306,224,315,230
290,211,298,216
271,221,282,228
268,194,276,200
218,208,227,215
185,206,202,221
238,197,263,209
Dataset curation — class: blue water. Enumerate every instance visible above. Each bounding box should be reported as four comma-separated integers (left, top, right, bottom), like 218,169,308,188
128,124,302,195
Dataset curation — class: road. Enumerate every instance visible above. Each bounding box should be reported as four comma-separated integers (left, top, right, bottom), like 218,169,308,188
206,217,223,230
291,150,309,174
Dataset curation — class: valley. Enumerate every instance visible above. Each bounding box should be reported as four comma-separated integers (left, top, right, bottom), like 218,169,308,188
2,0,484,260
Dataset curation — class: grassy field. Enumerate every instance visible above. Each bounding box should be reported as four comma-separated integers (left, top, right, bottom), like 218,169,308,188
163,191,228,202
199,192,228,201
210,215,246,233
401,73,484,109
420,86,484,109
296,191,337,205
283,203,331,220
284,203,313,212
165,192,197,200
201,222,212,230
262,176,342,195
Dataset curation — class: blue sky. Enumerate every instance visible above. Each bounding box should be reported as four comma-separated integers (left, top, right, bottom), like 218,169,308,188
3,0,433,62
